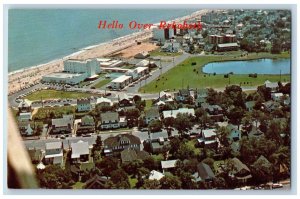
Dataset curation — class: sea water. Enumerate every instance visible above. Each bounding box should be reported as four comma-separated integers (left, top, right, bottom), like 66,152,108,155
8,9,197,72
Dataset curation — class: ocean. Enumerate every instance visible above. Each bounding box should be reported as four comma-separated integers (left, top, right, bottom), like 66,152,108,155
8,9,198,72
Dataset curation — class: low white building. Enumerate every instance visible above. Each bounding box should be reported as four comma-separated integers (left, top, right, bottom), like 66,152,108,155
149,170,165,181
162,108,195,119
271,92,284,102
110,75,132,90
44,142,63,166
42,72,87,85
18,112,32,122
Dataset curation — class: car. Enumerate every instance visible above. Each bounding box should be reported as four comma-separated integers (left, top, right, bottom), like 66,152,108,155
91,86,96,89
272,183,283,189
105,93,112,96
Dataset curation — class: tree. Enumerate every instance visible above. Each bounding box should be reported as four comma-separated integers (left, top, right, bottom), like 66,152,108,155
125,108,141,127
175,142,195,160
142,179,161,189
38,165,73,189
266,120,283,144
241,112,253,136
148,120,163,132
110,168,130,189
173,113,193,137
251,156,273,184
216,126,231,147
160,174,182,189
92,135,102,159
133,95,142,103
226,107,245,128
122,159,143,177
169,137,181,155
96,156,119,176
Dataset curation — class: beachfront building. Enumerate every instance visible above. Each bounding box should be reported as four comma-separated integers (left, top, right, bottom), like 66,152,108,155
110,75,132,90
125,67,149,81
153,28,175,43
42,59,100,85
216,43,239,52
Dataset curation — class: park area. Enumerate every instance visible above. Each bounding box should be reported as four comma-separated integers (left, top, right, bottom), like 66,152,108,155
139,52,290,93
24,89,99,101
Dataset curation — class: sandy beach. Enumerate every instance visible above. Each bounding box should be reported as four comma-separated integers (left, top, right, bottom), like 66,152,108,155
8,9,211,95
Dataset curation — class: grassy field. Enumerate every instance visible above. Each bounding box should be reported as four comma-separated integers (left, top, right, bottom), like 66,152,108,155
129,176,138,188
24,89,97,101
150,49,183,57
33,106,75,120
72,182,85,189
144,100,153,111
139,52,291,93
94,79,112,89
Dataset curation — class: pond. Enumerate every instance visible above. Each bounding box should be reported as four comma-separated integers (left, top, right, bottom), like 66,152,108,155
202,58,290,74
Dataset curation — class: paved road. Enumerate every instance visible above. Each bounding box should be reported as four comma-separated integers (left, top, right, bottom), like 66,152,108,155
24,130,150,151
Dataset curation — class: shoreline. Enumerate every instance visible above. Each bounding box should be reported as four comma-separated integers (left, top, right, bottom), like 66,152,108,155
8,9,211,95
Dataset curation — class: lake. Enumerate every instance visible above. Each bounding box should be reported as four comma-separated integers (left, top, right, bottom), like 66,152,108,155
202,58,291,74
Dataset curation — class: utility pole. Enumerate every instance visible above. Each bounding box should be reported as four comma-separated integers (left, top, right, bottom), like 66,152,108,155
280,70,282,82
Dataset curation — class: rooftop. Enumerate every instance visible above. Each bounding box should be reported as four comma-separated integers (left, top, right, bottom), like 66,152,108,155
111,75,131,83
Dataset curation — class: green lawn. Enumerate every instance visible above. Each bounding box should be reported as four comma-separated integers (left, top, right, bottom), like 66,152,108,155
150,49,183,57
33,106,76,120
72,182,85,189
24,89,97,101
144,99,153,111
94,79,112,89
139,52,291,93
186,139,201,156
129,176,138,188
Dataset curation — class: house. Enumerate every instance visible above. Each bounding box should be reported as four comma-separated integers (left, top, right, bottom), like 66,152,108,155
103,134,141,156
161,42,180,52
18,112,32,122
18,99,32,113
18,121,34,136
162,108,195,119
119,116,127,128
120,148,149,163
161,160,178,173
51,115,74,134
145,107,160,124
148,170,165,181
118,93,134,107
134,51,150,59
44,141,63,166
174,89,192,103
230,158,252,183
154,91,172,103
83,174,110,189
271,92,284,102
201,103,224,121
248,126,264,138
264,80,278,92
77,98,92,112
245,101,255,112
95,97,113,109
262,101,281,112
136,59,157,69
195,89,208,107
226,124,241,142
198,129,218,149
252,155,272,171
100,112,120,130
76,115,95,135
71,140,90,163
192,162,215,183
148,131,170,153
